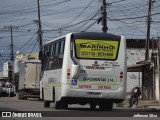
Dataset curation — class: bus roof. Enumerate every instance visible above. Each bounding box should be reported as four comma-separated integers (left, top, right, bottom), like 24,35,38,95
45,32,122,45
45,33,72,44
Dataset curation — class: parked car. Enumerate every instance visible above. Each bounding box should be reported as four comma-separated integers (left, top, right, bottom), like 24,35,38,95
0,82,16,97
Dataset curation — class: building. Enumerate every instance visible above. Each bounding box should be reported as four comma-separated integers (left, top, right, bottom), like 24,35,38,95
15,52,39,61
126,39,159,101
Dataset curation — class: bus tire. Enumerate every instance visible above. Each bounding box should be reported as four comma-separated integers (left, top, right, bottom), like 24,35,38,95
106,102,113,111
61,102,68,109
99,103,106,111
44,100,50,108
55,101,61,109
90,103,96,110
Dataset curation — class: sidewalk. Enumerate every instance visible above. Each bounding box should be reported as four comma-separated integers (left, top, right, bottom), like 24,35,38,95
137,100,159,108
116,99,160,110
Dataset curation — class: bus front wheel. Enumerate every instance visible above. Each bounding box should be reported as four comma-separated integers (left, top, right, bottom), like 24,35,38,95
90,103,96,110
55,101,61,109
44,100,50,108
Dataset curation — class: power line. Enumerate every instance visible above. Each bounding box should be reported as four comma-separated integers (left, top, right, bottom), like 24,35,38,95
0,0,73,23
78,10,100,31
73,9,100,31
28,39,38,55
21,38,38,54
62,0,94,27
18,32,37,51
81,19,98,32
0,33,36,38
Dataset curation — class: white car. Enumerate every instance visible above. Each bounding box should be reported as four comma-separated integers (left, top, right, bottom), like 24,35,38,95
0,83,16,97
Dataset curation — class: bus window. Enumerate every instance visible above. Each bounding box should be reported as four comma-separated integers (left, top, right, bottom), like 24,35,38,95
50,44,54,57
45,40,65,70
52,43,56,56
43,45,50,70
60,40,65,54
55,42,59,55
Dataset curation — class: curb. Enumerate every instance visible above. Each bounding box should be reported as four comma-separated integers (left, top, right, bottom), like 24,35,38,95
146,106,160,110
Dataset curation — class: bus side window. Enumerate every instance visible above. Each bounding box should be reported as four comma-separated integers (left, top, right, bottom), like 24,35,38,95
52,43,56,56
55,42,59,56
50,44,54,57
48,43,54,70
60,40,65,54
46,39,65,70
46,44,52,69
43,45,50,70
58,40,65,68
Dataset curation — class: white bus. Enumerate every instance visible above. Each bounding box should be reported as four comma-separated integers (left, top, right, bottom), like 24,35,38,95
40,32,127,110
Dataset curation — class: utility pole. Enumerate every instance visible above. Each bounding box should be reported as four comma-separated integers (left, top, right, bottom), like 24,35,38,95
158,37,160,101
102,0,107,32
4,25,18,83
145,0,152,60
4,26,18,61
97,0,108,32
37,0,43,60
99,0,108,33
99,0,112,32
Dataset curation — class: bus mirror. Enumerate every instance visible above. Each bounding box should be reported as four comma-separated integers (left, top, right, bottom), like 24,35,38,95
71,64,79,79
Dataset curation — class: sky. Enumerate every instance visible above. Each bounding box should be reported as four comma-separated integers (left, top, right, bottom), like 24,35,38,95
0,0,160,71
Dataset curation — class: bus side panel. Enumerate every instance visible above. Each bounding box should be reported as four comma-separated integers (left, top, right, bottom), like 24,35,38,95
44,87,53,101
61,33,74,97
119,36,127,89
61,33,72,85
43,69,62,101
55,87,62,102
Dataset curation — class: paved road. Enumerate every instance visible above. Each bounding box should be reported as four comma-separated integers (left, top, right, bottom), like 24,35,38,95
0,96,159,119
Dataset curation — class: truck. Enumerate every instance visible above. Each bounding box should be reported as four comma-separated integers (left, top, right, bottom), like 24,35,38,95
17,60,41,100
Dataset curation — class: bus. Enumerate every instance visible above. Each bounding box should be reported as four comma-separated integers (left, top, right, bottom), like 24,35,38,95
40,32,127,111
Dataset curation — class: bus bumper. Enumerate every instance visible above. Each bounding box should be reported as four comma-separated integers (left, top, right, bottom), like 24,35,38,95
61,86,126,103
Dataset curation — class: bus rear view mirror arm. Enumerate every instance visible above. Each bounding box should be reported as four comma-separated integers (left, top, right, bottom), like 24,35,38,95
71,64,79,79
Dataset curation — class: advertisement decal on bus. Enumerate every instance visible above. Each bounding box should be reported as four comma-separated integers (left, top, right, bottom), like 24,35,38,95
75,39,119,60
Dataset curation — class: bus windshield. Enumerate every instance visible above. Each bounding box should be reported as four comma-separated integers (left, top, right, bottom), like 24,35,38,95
74,39,120,60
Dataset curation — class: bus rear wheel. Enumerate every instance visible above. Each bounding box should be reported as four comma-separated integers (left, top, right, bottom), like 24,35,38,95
55,101,61,109
106,102,113,111
61,102,68,109
99,103,106,111
55,101,68,109
44,100,50,108
90,103,96,110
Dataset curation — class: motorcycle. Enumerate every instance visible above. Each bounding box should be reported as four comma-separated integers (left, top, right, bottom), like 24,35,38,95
129,88,139,108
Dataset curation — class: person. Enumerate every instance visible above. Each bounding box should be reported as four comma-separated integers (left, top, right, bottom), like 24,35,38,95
6,80,11,88
5,80,12,97
129,86,141,108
